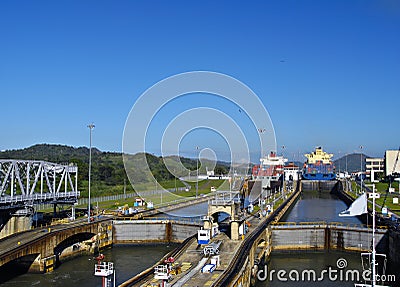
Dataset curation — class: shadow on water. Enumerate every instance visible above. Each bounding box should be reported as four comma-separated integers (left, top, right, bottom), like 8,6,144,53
0,254,39,284
1,244,176,287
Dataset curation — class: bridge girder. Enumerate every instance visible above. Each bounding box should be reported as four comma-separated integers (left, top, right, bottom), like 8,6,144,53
0,159,79,207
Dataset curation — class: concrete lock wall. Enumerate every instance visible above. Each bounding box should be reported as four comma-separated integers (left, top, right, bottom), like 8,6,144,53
113,220,199,243
301,180,336,192
272,228,325,250
272,226,387,252
0,216,31,240
113,221,167,243
329,228,386,251
171,223,198,242
388,229,400,275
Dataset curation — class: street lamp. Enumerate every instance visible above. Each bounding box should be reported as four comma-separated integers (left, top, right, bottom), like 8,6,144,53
88,123,95,223
359,145,363,194
196,146,199,198
174,168,177,192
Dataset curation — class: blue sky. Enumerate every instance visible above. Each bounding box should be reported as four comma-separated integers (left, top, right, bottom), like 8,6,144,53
1,1,399,162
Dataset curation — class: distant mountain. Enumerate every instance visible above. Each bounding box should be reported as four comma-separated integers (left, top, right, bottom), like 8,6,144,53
0,144,125,187
0,143,102,163
333,153,369,173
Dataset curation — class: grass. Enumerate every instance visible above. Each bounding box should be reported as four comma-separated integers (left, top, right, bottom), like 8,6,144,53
79,182,135,198
347,181,400,215
79,179,188,198
40,178,228,215
158,179,186,189
141,179,227,205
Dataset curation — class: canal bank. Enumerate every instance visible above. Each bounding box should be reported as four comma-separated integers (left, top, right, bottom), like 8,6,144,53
334,179,400,285
3,181,399,286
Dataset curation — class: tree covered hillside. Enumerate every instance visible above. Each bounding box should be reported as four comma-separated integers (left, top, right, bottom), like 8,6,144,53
0,144,229,196
333,153,369,173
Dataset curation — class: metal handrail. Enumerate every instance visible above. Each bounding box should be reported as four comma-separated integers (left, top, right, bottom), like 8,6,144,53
0,191,80,204
271,221,389,231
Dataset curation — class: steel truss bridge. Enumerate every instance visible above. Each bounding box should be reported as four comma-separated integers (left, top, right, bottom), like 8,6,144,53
0,159,80,210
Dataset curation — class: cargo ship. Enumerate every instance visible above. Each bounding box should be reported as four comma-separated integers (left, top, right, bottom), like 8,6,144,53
302,147,336,180
251,151,287,195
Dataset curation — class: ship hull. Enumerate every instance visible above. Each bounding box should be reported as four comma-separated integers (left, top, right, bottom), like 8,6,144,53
302,173,336,180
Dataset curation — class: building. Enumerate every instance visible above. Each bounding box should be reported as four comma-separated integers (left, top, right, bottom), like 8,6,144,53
366,158,384,182
206,168,214,176
284,162,300,181
385,150,400,176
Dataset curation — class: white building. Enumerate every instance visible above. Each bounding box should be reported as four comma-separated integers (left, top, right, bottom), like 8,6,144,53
385,150,400,176
206,168,214,176
284,162,300,181
366,158,384,182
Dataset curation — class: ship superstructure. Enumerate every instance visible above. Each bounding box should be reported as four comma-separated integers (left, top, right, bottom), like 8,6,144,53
302,147,336,180
251,152,288,198
252,151,287,181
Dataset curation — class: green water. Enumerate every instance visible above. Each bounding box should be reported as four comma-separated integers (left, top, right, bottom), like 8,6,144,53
1,244,175,286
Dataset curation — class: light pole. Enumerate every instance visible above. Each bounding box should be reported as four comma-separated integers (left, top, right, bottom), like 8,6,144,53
281,145,285,194
174,168,177,192
196,146,199,198
87,123,95,223
360,145,363,194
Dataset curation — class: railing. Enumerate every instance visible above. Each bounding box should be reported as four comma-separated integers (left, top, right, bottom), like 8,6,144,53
271,221,388,230
115,217,203,225
0,191,80,205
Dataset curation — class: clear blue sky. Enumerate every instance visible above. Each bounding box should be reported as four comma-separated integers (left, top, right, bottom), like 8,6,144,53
1,1,399,162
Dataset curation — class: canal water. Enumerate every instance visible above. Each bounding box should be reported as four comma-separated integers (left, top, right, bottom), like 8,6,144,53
254,190,368,287
155,201,208,219
2,244,176,287
281,190,362,224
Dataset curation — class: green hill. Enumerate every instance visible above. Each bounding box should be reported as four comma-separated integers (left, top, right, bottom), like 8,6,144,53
0,144,230,197
333,153,369,173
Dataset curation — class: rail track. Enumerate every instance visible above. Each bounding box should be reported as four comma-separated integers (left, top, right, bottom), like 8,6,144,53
212,188,300,286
